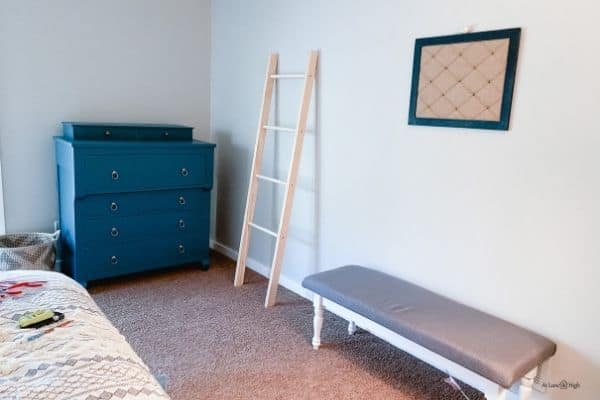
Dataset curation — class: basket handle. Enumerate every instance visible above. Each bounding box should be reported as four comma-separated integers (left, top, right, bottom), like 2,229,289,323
50,230,61,241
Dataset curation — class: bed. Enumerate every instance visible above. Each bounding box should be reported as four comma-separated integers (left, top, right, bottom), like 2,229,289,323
0,269,170,400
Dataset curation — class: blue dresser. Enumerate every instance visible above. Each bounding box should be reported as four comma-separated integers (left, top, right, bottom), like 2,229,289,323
55,122,216,287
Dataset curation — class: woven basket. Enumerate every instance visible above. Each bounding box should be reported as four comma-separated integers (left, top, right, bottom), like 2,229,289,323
0,231,60,271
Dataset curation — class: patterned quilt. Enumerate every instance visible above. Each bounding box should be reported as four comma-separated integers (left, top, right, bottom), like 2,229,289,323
0,270,170,400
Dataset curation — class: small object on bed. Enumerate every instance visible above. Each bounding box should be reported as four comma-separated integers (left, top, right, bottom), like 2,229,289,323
27,319,73,342
1,280,45,294
19,309,64,329
1,280,46,302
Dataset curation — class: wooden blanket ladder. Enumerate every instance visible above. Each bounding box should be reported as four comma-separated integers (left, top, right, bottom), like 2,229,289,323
233,51,318,307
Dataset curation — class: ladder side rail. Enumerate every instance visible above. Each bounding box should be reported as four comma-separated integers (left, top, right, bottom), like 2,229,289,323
265,51,319,307
234,54,279,287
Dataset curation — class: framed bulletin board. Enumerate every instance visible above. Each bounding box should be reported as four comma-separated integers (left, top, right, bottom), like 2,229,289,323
408,28,521,130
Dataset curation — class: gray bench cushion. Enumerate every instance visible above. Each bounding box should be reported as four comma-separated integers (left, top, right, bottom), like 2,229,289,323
302,265,556,388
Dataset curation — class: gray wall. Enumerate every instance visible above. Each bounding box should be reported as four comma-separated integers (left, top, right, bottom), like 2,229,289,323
0,0,211,232
211,1,600,399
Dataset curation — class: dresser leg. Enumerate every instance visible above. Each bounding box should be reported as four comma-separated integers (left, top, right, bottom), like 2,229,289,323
199,258,210,271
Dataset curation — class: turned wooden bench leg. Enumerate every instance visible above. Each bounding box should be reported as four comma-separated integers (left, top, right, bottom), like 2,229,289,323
519,367,537,400
312,295,324,349
348,321,357,335
483,366,537,400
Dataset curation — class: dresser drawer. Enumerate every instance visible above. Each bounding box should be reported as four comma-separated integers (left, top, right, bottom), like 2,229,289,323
75,149,213,196
76,189,210,219
77,211,208,245
79,233,208,281
75,148,213,197
63,122,193,141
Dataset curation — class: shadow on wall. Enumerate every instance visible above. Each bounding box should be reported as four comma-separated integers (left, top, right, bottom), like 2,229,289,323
279,131,320,278
537,341,600,400
214,131,249,249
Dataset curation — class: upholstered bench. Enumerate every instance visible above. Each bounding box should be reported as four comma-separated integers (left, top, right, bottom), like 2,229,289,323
302,266,556,400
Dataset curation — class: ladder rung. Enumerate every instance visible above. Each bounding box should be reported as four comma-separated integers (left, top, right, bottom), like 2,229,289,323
248,222,278,237
264,125,296,133
256,174,287,185
271,74,305,79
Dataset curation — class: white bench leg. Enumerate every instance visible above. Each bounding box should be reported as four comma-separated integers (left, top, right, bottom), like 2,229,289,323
484,387,508,400
348,320,357,335
519,367,537,400
312,295,324,350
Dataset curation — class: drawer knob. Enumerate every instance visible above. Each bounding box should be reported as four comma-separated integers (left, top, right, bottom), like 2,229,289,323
110,255,119,265
105,130,112,137
178,244,185,254
178,219,186,229
181,168,189,177
111,170,120,180
110,202,119,212
178,196,186,205
110,227,119,237
164,131,170,137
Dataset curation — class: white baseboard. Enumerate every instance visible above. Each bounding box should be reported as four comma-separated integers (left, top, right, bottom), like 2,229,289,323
210,239,311,301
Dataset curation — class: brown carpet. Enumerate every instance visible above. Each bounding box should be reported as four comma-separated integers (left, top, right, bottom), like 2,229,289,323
89,252,484,400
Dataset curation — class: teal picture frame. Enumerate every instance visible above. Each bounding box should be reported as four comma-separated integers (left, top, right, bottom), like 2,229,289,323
408,28,521,131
